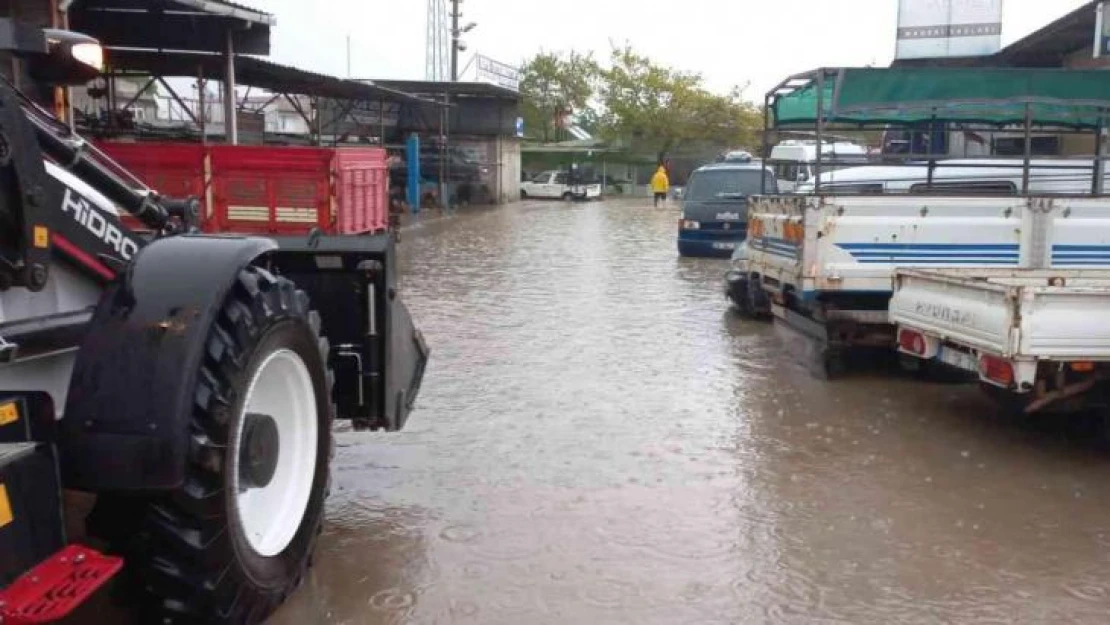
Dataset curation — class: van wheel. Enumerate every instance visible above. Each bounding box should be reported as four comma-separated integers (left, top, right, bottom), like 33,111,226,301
562,192,574,202
87,266,335,624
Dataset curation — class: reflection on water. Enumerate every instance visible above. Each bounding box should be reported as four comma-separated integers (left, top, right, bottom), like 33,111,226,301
99,198,1110,624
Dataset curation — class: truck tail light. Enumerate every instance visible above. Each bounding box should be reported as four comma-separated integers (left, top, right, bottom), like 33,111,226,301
897,328,927,356
979,354,1014,386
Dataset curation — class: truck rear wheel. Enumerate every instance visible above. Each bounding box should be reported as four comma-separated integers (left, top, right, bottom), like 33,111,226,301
88,266,335,624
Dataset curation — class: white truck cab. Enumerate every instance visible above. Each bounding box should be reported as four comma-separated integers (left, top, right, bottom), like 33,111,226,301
768,140,870,193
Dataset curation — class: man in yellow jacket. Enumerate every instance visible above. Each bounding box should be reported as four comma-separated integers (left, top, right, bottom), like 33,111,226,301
651,165,670,207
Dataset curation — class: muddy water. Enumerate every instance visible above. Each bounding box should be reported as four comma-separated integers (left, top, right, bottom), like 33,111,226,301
271,198,1110,624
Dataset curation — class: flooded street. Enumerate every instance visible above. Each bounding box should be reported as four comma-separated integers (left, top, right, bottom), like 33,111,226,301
271,198,1110,624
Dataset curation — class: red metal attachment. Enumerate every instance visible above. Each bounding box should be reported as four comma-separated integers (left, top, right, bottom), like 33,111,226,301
97,141,389,237
0,544,122,624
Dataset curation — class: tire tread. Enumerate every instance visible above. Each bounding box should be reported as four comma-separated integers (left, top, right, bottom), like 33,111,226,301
88,265,335,624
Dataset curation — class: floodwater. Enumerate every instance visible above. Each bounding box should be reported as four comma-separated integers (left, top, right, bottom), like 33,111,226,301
77,197,1110,624
267,197,1110,624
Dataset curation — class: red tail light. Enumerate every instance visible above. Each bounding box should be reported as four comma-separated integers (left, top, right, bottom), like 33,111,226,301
898,328,927,356
979,354,1014,386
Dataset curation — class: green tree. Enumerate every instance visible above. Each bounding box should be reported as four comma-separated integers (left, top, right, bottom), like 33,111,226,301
518,50,599,142
598,45,762,161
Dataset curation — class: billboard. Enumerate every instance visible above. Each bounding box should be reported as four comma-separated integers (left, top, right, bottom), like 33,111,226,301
895,0,1004,60
474,54,521,91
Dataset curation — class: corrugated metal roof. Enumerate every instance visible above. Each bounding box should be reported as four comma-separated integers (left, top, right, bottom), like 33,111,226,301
108,48,440,105
69,0,273,55
172,0,275,26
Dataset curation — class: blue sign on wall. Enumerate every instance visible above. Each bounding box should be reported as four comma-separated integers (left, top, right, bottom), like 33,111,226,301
515,117,524,138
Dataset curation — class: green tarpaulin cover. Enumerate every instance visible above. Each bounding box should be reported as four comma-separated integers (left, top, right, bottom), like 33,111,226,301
772,68,1110,129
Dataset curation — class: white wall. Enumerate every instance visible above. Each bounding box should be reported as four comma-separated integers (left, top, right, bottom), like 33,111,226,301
498,137,521,203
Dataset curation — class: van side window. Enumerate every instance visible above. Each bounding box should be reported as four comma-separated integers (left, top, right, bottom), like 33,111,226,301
824,183,884,194
909,181,1017,195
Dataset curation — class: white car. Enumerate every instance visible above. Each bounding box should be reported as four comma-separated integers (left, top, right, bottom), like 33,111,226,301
520,170,602,201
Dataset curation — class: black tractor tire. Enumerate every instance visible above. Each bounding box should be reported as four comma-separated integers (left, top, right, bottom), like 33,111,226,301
87,266,335,624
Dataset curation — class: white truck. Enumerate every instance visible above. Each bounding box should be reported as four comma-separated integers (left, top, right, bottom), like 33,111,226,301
890,268,1110,414
767,140,870,193
740,186,1110,375
520,170,602,201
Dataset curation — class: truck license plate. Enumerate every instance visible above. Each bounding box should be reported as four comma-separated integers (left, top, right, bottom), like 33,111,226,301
712,242,737,250
937,346,978,372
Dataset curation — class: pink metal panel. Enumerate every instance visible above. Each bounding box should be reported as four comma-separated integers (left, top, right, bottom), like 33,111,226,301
334,148,388,234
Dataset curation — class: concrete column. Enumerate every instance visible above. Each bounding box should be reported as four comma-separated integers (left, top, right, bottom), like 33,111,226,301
225,30,238,145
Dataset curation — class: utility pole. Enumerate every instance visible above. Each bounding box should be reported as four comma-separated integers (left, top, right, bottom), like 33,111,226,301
450,0,460,81
449,0,477,81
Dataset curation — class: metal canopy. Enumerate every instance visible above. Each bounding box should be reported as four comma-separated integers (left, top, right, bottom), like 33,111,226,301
996,0,1098,67
106,49,438,105
67,0,273,55
372,79,520,102
770,67,1110,129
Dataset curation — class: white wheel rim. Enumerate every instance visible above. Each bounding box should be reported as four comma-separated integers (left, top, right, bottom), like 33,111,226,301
230,348,319,558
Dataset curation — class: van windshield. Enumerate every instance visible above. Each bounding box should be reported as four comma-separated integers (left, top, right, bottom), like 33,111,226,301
686,170,774,201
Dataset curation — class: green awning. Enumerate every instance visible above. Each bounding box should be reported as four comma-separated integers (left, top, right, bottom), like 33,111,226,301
772,68,1110,129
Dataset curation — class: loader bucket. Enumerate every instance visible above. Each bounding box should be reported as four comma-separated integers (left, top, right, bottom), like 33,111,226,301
385,297,429,430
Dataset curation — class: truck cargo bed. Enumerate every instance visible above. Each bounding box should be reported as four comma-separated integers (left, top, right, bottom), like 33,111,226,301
889,268,1110,360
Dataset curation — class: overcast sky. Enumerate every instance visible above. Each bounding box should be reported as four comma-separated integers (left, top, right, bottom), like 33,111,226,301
255,0,1091,99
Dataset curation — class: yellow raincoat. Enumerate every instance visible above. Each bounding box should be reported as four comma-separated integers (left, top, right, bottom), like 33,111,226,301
650,167,670,194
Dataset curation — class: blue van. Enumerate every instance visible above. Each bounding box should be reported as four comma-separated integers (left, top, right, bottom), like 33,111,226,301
676,158,778,258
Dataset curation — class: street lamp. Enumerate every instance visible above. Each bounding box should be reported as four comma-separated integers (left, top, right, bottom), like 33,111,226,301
450,0,476,81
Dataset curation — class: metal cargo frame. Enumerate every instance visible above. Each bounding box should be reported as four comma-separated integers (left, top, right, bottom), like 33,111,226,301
98,142,389,236
761,66,1110,197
